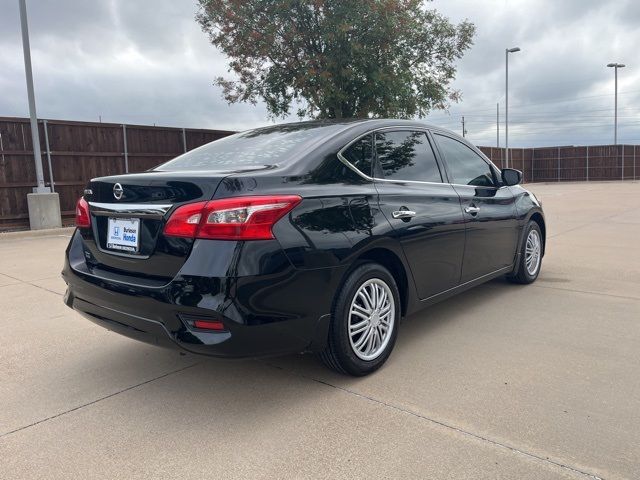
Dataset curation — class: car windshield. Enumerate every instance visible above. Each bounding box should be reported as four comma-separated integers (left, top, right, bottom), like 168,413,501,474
156,123,344,171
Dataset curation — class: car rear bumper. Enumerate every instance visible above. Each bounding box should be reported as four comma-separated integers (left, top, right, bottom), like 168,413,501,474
62,230,339,358
64,288,182,350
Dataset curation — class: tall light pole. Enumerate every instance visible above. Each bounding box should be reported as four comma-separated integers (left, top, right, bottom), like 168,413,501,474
505,47,520,169
607,62,625,145
19,0,61,230
19,0,48,193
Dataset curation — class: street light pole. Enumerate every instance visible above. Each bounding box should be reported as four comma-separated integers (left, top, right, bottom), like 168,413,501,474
19,0,48,193
19,0,61,230
505,47,520,169
607,63,626,145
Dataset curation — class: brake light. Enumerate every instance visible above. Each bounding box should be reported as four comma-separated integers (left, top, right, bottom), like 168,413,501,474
163,201,206,238
75,197,91,228
163,195,301,240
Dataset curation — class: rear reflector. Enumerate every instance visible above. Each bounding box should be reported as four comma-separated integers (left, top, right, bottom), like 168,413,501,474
193,320,226,331
163,195,302,240
75,197,91,228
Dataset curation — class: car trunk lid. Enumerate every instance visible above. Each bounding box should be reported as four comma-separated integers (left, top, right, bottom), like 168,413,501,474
80,170,226,281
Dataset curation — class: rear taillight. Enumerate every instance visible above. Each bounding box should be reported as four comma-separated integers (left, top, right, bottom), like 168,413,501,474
75,197,91,228
163,195,302,240
162,201,205,238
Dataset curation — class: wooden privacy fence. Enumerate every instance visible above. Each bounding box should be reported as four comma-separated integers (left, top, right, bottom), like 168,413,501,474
478,145,638,184
0,116,234,229
0,115,638,230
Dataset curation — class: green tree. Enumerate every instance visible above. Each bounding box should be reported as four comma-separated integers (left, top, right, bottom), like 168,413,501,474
197,0,475,119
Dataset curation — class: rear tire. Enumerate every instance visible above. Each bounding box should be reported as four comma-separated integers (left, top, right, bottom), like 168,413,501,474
320,263,400,376
508,221,543,284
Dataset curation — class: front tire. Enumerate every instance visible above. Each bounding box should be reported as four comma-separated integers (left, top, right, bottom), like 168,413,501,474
508,220,543,284
320,263,400,376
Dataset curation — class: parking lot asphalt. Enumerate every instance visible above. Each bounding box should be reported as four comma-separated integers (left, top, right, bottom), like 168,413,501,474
1,181,639,480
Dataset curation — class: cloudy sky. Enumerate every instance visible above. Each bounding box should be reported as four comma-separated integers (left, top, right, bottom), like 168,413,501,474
1,0,638,147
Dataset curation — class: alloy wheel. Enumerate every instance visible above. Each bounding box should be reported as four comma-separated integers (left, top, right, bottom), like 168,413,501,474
348,278,395,361
525,229,541,276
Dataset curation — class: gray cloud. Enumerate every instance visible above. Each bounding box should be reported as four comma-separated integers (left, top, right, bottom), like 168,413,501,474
0,0,267,130
428,0,640,146
0,0,638,146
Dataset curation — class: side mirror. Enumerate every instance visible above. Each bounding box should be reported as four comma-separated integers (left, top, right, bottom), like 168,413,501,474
501,168,522,186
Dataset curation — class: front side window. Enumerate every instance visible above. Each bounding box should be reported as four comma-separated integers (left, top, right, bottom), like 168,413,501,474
434,134,495,187
374,130,442,183
341,134,373,177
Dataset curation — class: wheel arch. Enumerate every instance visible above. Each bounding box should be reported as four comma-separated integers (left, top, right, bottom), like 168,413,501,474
529,211,546,256
308,244,413,354
351,247,410,317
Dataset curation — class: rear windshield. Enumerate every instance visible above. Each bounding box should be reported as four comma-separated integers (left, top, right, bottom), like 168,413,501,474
156,124,344,171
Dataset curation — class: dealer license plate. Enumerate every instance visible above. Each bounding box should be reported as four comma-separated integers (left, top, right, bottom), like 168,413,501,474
107,217,140,253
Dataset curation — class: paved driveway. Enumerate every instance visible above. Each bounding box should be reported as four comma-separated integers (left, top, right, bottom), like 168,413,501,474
1,182,639,479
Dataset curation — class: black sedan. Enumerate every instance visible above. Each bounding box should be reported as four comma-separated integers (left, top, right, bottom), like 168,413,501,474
63,119,545,376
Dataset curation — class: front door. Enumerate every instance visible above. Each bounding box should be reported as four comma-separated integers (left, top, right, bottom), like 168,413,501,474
373,129,466,299
432,133,519,283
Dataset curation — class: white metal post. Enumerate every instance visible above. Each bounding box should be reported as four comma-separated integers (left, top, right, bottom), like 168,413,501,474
182,127,187,153
505,47,521,169
607,63,626,145
19,0,48,193
42,119,54,192
505,51,509,169
614,68,618,145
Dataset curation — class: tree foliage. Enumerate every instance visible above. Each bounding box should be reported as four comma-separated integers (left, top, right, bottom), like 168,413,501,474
196,0,475,119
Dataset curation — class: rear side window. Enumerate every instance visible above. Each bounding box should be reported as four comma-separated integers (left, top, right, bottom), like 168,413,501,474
341,134,373,176
434,134,495,187
374,130,443,183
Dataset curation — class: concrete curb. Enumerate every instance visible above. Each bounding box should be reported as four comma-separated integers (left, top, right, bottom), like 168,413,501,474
0,226,75,240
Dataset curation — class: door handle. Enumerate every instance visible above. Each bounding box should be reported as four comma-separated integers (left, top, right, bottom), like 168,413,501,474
464,206,480,215
392,210,417,219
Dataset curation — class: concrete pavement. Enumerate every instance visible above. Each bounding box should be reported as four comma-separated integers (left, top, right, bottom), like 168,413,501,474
1,182,639,479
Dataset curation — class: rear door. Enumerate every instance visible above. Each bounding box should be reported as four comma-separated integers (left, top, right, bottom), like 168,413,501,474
372,129,465,300
432,132,519,282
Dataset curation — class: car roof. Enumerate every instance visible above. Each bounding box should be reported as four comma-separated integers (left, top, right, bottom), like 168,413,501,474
246,118,440,134
235,117,473,165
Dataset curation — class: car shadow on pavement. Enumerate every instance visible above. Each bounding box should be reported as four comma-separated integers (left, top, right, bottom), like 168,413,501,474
0,276,534,442
23,276,526,433
255,277,525,384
